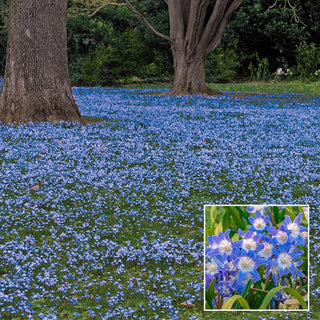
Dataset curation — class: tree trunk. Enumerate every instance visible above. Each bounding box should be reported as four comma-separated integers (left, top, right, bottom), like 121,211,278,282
165,0,242,96
0,0,82,124
170,48,218,96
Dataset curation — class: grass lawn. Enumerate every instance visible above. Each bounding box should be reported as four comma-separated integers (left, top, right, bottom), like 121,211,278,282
0,82,319,319
209,80,320,96
126,79,320,96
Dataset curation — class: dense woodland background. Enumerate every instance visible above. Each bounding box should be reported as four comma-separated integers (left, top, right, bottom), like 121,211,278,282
0,0,319,86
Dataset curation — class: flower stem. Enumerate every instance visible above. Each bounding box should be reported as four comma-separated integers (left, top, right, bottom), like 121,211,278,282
264,273,272,290
249,287,269,293
269,210,277,227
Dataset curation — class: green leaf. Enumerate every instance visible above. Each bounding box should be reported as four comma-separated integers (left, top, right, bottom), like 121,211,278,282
205,277,215,309
285,206,297,221
258,265,266,278
237,206,250,220
298,206,308,225
235,279,253,309
259,286,308,309
226,206,245,229
273,206,280,224
210,206,218,224
297,284,308,292
222,211,231,231
221,295,250,309
205,224,211,246
214,222,223,235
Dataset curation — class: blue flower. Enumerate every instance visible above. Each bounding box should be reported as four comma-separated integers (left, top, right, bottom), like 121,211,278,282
281,213,308,246
269,244,305,281
268,225,290,246
217,281,234,298
236,250,265,284
205,258,218,277
235,229,263,252
246,205,268,214
271,279,288,307
205,272,214,290
207,230,233,256
257,233,274,259
0,84,313,315
266,262,280,286
248,210,270,232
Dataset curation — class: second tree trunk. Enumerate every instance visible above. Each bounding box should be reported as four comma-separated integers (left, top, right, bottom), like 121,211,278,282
0,0,82,124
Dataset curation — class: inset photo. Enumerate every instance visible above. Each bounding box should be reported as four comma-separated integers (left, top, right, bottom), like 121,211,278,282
204,205,309,311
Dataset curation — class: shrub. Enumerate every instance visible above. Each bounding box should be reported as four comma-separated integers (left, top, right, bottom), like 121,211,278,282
295,43,320,81
142,49,165,77
206,40,241,82
248,52,269,80
82,46,109,86
82,28,166,86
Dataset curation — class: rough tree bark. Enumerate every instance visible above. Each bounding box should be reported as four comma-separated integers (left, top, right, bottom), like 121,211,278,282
0,0,82,124
166,0,242,95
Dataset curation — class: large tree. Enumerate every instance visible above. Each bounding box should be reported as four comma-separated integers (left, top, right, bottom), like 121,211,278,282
165,0,242,95
69,0,242,95
0,0,82,124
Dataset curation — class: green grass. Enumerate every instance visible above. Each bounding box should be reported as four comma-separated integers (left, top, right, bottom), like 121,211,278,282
209,80,320,96
123,80,320,96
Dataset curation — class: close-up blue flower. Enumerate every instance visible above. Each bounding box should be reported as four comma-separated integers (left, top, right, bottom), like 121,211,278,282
235,229,264,252
282,213,308,246
270,244,306,281
248,210,270,232
236,249,265,284
269,225,290,246
205,205,308,311
207,230,234,256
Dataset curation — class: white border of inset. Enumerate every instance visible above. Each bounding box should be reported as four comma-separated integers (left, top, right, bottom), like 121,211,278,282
203,204,310,312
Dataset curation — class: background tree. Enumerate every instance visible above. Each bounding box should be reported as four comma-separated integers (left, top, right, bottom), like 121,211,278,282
224,0,309,78
0,1,8,75
69,0,243,95
2,1,317,88
165,0,242,95
0,0,82,124
67,1,171,86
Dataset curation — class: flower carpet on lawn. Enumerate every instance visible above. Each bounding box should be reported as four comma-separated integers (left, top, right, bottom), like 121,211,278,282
0,85,319,319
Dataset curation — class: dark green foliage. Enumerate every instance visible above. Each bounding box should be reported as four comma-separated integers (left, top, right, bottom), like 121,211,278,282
81,28,165,86
224,0,311,75
248,53,270,81
0,0,320,82
206,40,241,82
67,2,171,86
67,15,113,85
295,43,320,81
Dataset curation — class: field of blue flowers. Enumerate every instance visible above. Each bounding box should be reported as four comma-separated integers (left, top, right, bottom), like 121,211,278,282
0,81,320,319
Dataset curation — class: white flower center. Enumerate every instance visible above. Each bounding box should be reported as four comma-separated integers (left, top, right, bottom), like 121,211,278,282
276,231,288,244
238,256,255,272
287,222,300,237
242,238,257,251
278,253,292,269
219,239,232,255
259,242,272,258
210,243,219,250
206,261,218,275
253,218,266,230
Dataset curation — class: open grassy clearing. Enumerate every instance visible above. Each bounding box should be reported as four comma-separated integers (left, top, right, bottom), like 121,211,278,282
0,85,319,319
124,80,320,96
